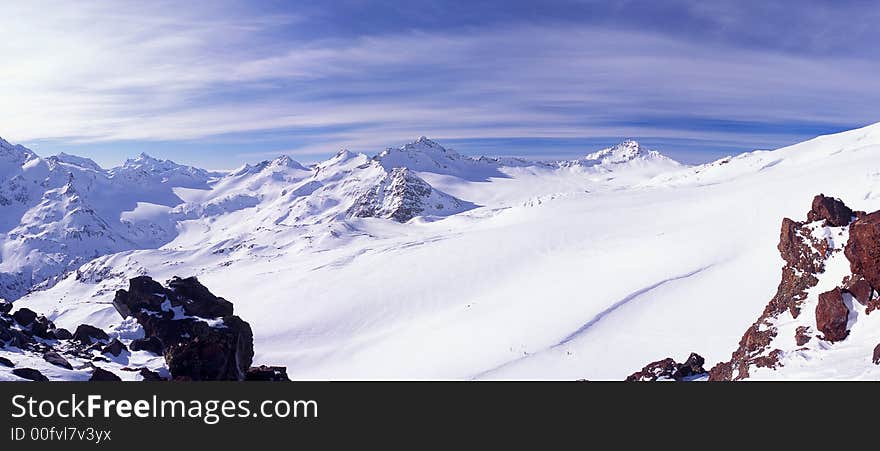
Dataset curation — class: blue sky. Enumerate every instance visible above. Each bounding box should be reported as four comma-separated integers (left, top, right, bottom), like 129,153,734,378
2,0,879,168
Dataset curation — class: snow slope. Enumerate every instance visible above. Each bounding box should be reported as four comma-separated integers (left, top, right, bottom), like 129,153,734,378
8,127,880,380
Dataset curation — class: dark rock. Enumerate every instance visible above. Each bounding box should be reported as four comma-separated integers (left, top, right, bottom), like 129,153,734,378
807,194,854,227
114,276,254,380
626,353,707,381
101,339,127,357
12,368,49,381
0,300,12,315
12,308,37,327
91,356,110,363
671,353,706,380
5,328,31,349
0,356,14,367
874,344,880,365
43,351,73,370
30,315,56,339
53,328,73,340
130,336,163,355
163,316,254,381
72,324,109,345
90,367,122,381
112,276,167,318
246,365,290,381
845,211,880,290
0,322,10,345
815,287,850,342
139,368,166,381
795,326,812,346
168,276,234,318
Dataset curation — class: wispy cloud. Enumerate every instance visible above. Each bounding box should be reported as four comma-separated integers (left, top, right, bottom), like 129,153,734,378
1,0,878,167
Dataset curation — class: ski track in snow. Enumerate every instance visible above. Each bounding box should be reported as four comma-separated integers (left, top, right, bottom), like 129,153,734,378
471,264,714,380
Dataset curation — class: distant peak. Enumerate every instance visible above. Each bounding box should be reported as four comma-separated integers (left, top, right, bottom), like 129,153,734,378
402,136,455,154
335,148,355,159
584,139,666,164
269,155,307,170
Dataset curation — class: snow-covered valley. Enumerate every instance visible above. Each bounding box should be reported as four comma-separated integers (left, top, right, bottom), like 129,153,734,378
3,126,880,381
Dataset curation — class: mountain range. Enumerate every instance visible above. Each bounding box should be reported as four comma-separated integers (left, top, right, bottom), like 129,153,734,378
2,125,880,381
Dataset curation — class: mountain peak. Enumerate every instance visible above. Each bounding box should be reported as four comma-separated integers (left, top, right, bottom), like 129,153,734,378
402,136,446,151
269,155,308,171
583,139,670,164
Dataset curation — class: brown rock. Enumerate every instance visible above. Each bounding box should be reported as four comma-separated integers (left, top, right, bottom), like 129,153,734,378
807,194,854,227
815,287,850,342
845,211,880,290
845,277,874,306
873,344,880,365
711,198,842,380
795,326,812,346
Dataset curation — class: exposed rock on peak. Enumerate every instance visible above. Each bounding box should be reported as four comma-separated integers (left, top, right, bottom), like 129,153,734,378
348,167,471,222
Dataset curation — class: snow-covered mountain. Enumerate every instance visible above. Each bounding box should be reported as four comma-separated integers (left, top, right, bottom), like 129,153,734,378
6,124,880,381
0,144,221,301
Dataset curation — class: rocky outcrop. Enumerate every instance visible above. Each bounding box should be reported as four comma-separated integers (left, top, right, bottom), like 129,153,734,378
710,195,880,380
625,353,707,381
2,275,285,382
874,344,880,365
708,208,828,380
113,276,255,381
